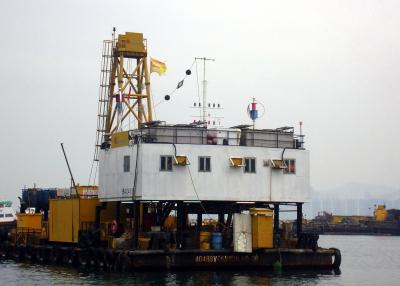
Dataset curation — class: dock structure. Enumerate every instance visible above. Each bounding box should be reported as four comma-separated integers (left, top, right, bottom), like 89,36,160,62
0,31,341,272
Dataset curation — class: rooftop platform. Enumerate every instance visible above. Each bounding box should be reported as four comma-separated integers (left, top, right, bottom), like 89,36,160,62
121,122,305,149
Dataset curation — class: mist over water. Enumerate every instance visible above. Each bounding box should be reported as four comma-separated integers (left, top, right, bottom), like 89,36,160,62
1,235,400,285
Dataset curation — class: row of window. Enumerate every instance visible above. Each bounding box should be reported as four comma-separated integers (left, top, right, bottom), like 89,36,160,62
159,156,255,173
123,155,296,174
0,213,14,218
159,156,213,172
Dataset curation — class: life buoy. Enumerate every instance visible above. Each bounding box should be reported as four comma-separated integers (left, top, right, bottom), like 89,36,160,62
111,220,118,235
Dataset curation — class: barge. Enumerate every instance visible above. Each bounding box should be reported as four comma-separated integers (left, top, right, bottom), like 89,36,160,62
0,31,341,271
304,205,400,235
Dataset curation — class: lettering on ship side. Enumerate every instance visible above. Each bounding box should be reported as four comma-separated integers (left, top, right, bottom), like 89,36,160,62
122,187,133,195
194,255,259,264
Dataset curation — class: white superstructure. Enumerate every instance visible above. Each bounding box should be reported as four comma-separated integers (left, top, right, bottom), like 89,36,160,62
0,201,16,224
99,125,309,203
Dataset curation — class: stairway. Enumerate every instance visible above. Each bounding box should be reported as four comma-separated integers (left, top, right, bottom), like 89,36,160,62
93,40,113,162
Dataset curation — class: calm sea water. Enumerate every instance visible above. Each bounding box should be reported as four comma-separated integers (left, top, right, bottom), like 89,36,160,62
1,235,400,285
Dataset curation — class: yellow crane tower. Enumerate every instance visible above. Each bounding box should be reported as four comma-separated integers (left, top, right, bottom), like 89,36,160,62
94,30,153,162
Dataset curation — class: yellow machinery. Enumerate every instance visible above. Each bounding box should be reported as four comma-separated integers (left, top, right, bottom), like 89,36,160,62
374,205,388,222
249,208,273,249
117,32,145,54
331,215,372,224
15,194,131,245
17,213,42,230
74,185,98,196
15,213,45,245
48,198,99,243
111,131,130,148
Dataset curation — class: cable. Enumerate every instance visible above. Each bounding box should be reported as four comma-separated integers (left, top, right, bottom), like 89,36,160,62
93,160,99,185
88,159,95,186
172,143,177,157
171,143,220,226
186,165,228,230
132,135,141,199
281,147,287,161
154,59,196,108
186,165,213,221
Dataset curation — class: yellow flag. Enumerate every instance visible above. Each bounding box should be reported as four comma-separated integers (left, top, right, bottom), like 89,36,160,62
150,58,167,75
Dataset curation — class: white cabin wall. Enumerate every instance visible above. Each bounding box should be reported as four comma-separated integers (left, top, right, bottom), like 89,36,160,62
99,144,310,203
269,149,310,202
99,146,138,201
140,144,269,201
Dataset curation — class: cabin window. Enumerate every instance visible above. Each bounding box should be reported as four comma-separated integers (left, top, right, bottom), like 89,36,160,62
123,156,130,172
284,159,296,174
244,158,256,173
199,156,211,172
160,155,173,171
5,214,13,218
0,214,4,218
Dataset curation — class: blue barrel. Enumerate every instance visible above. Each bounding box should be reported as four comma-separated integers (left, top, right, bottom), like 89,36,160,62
211,232,223,250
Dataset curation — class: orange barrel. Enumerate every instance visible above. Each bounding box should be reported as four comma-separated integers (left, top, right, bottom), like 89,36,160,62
138,237,151,250
200,242,210,250
199,231,211,249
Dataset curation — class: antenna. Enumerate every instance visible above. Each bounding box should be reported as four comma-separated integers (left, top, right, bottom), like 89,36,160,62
112,27,116,45
195,57,215,123
299,121,305,148
191,101,223,127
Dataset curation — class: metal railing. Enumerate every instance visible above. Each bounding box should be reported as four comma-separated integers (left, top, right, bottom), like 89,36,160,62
130,126,304,149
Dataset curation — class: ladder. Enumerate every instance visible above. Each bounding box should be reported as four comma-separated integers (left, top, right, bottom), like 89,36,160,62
93,40,114,162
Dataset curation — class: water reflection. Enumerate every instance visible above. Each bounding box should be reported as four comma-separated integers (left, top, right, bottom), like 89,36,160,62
2,262,341,286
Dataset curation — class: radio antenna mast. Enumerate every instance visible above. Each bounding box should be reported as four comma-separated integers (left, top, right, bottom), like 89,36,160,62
195,57,215,124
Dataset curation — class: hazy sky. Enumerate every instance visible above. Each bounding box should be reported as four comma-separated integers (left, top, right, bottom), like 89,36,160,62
0,0,399,205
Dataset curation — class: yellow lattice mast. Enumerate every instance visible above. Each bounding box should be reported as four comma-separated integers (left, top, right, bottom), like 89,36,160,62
93,31,155,166
103,32,152,141
91,31,159,183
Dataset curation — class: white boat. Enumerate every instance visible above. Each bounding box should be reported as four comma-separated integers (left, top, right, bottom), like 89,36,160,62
0,201,16,225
